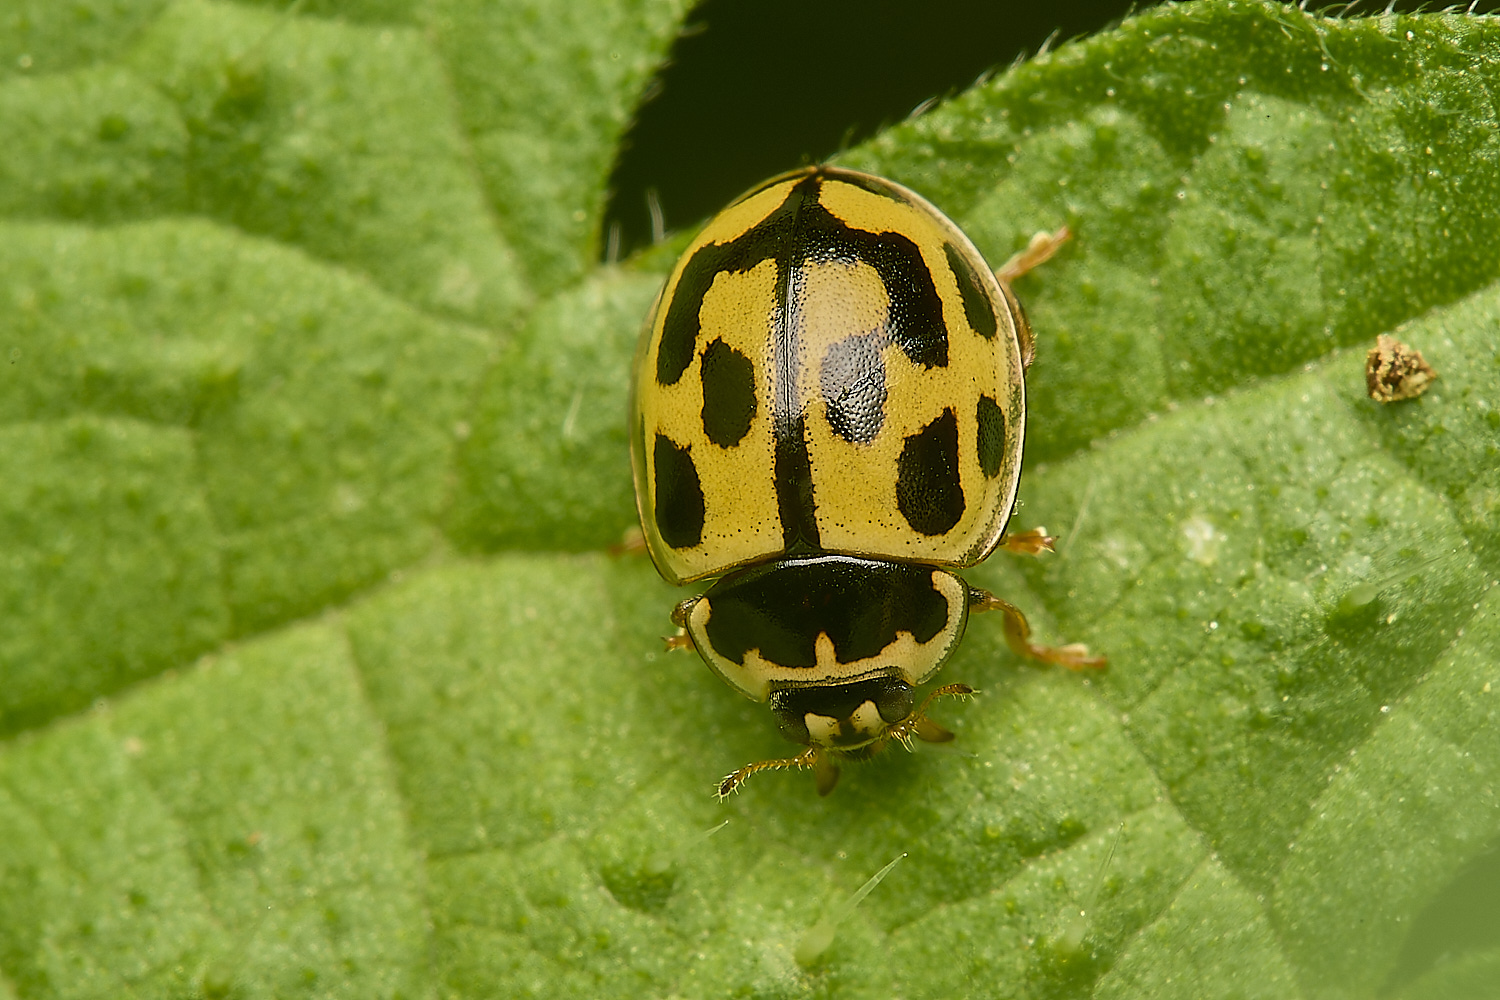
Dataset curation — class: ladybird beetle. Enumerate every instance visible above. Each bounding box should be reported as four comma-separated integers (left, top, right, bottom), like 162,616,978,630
629,166,1104,798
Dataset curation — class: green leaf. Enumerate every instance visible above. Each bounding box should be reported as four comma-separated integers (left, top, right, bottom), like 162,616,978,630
2,2,1498,997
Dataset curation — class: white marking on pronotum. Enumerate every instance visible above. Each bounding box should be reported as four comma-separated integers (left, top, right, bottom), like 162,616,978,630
795,852,906,966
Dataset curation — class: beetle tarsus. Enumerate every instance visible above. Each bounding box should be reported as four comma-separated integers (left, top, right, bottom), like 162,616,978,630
663,629,695,652
1000,527,1056,556
607,528,648,557
970,590,1107,670
996,226,1072,285
1037,642,1108,670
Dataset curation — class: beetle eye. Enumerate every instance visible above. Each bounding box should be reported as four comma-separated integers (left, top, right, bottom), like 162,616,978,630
773,707,811,746
874,681,915,724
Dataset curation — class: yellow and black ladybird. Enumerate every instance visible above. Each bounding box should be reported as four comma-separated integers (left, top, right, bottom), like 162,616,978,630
629,165,1103,797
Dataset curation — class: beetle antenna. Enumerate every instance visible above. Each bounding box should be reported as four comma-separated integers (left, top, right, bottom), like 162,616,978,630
885,683,977,748
717,746,827,799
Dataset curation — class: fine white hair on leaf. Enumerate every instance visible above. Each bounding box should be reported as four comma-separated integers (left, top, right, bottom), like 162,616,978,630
794,852,906,966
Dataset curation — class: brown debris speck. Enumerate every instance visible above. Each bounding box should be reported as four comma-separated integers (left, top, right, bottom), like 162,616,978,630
1366,334,1437,403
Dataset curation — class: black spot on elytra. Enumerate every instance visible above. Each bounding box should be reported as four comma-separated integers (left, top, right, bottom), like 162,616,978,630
653,434,704,548
945,242,997,339
702,555,950,667
801,201,948,369
656,181,810,386
654,169,955,555
976,394,1007,478
820,332,887,443
774,414,820,552
699,339,757,446
896,409,964,535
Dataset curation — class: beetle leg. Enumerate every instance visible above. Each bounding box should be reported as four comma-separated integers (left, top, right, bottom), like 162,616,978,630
996,226,1072,285
1000,527,1056,556
997,227,1069,370
663,629,695,652
813,752,841,796
717,746,828,799
607,527,647,556
910,716,954,743
969,590,1107,670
